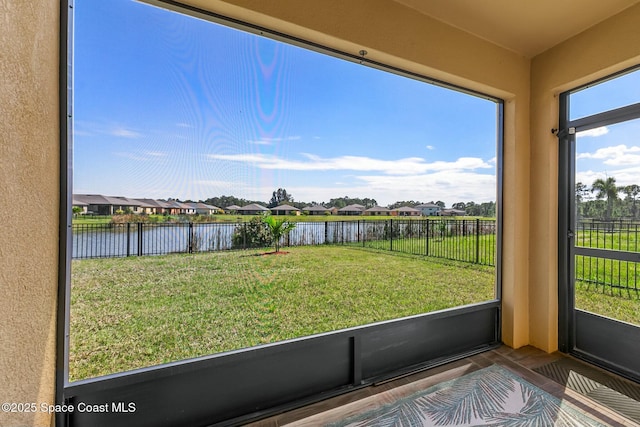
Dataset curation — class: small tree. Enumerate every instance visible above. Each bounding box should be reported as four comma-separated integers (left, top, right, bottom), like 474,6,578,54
262,214,296,253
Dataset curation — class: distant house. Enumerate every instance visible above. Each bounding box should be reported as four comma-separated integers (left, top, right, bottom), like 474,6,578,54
186,202,221,215
108,196,145,214
161,200,196,215
270,204,300,216
134,198,168,215
391,206,421,217
238,204,270,215
73,194,143,215
338,204,365,216
225,205,242,214
302,205,332,215
364,206,390,216
415,203,442,216
72,197,89,214
73,194,113,215
441,208,466,217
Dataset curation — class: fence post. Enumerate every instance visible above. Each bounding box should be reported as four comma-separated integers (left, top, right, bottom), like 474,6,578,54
243,222,247,249
137,223,143,256
324,221,328,245
126,222,131,257
188,222,194,254
425,219,429,256
476,218,480,264
389,219,393,251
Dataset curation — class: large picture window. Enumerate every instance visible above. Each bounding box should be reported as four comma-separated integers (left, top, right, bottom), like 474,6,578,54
68,0,501,384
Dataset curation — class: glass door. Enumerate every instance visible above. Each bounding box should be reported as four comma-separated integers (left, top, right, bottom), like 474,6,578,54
559,68,640,381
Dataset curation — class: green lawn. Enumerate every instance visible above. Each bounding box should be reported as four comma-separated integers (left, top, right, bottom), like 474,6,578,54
70,246,495,381
355,234,496,265
576,280,640,325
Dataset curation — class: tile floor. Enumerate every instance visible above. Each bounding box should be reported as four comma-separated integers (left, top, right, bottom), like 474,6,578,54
245,345,640,426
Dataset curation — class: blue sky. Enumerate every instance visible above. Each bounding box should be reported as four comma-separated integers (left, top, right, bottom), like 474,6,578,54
572,71,640,196
73,0,639,207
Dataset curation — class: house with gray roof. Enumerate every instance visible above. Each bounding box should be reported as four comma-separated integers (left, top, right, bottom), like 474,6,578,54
441,208,466,217
134,198,168,215
270,204,300,216
73,194,143,215
225,205,242,214
302,205,334,215
186,202,221,215
238,204,270,215
391,206,421,217
337,204,365,216
364,206,390,216
161,200,196,215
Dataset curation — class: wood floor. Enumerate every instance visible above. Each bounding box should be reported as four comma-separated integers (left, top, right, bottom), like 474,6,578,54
245,345,640,426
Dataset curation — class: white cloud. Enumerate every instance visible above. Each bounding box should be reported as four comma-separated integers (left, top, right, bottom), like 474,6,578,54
111,127,143,138
265,171,496,206
199,152,496,205
206,153,493,176
248,135,301,145
355,171,497,204
426,145,435,150
577,144,640,165
576,165,640,190
113,151,167,161
577,127,609,138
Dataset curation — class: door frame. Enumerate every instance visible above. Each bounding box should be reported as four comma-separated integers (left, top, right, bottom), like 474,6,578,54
558,72,640,382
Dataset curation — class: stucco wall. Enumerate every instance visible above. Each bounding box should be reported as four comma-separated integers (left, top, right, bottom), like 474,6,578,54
529,3,640,352
0,1,60,426
3,1,638,425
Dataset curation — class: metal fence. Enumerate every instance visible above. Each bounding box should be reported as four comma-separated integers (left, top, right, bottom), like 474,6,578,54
575,219,640,297
72,219,497,266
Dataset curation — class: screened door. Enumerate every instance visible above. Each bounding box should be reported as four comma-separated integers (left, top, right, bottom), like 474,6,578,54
559,68,640,381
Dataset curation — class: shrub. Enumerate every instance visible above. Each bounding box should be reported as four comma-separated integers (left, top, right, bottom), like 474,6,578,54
232,216,273,249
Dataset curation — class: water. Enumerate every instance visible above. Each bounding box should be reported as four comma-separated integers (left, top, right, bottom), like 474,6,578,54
72,219,495,261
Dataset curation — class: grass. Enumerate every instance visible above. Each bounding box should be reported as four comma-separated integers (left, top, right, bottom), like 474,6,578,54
576,229,640,252
574,228,640,292
576,280,640,325
70,245,495,381
355,234,496,265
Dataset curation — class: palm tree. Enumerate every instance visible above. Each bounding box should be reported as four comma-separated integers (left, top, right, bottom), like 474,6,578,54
262,214,296,253
591,176,619,220
623,184,640,219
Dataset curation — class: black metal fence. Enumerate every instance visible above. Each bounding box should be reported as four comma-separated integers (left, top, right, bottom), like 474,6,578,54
575,219,640,296
72,219,497,266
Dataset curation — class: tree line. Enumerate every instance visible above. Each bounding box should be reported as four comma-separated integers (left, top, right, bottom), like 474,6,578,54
576,177,640,220
196,188,496,217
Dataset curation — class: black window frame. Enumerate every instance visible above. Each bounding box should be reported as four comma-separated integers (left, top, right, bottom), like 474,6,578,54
57,1,505,425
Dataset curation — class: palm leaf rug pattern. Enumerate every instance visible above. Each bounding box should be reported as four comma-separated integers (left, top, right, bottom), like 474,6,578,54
326,365,607,427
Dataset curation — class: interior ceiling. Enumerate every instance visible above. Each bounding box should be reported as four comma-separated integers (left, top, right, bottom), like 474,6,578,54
393,0,640,57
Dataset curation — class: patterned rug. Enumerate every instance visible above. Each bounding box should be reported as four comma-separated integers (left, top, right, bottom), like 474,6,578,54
288,365,609,426
534,358,640,424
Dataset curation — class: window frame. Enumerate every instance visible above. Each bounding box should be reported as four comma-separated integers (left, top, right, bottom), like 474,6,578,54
57,1,505,425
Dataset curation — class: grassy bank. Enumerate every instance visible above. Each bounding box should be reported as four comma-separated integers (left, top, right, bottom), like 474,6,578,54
70,246,495,381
